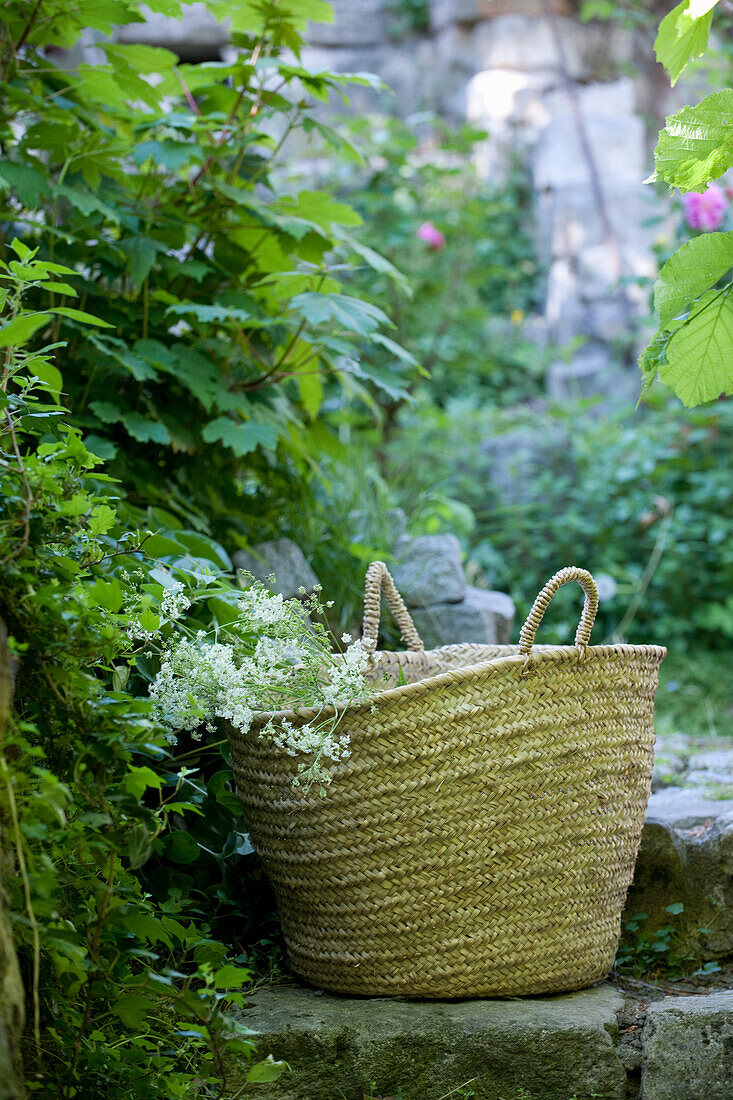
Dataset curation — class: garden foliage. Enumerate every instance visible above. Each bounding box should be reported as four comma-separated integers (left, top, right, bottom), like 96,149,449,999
0,0,408,1094
643,0,733,405
0,0,409,542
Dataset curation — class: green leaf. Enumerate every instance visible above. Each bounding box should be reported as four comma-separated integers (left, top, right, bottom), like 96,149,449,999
137,607,160,633
286,190,362,230
665,901,685,915
122,412,171,445
175,531,232,569
289,292,390,334
112,994,156,1028
0,161,50,205
31,360,64,395
134,138,203,172
654,0,719,85
246,1056,289,1084
120,237,164,289
0,313,49,347
54,183,121,223
54,307,114,328
166,830,199,864
214,964,250,989
661,287,733,405
341,233,409,291
102,42,178,73
639,327,671,390
124,766,163,800
88,504,117,536
201,417,278,456
43,281,78,297
126,824,153,869
165,303,252,325
652,90,733,191
9,239,32,261
655,232,733,326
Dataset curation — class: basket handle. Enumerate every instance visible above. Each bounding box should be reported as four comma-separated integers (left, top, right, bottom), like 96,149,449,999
519,567,599,665
362,561,425,655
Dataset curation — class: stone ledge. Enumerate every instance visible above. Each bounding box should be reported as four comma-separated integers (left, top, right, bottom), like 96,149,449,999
641,992,733,1100
231,982,627,1099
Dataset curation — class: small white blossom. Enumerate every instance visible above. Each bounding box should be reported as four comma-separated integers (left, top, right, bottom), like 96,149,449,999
147,577,375,789
160,582,191,622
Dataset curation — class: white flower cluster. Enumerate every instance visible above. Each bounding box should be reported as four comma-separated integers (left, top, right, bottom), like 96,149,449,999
148,579,374,788
320,638,371,706
160,582,191,622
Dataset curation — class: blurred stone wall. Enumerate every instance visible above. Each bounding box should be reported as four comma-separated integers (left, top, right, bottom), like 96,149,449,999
116,0,680,401
299,0,673,403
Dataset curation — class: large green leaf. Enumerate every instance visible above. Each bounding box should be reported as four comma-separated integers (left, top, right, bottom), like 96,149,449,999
289,292,390,334
652,90,733,191
0,160,50,205
201,416,278,455
654,0,720,85
655,232,733,326
0,312,49,347
661,287,733,405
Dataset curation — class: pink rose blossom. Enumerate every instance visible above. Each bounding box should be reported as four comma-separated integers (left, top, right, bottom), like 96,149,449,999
682,184,727,232
416,221,446,250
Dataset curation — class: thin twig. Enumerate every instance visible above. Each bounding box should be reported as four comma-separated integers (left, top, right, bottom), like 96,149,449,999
1,757,42,1058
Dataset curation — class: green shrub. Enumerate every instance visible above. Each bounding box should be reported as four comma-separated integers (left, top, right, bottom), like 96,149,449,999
386,392,733,650
0,0,409,550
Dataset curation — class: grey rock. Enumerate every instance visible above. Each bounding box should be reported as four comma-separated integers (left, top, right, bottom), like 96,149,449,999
651,751,685,792
472,15,632,79
431,0,572,28
547,346,639,408
689,749,733,773
684,769,733,790
299,39,439,115
391,534,466,608
306,0,388,47
233,539,319,600
231,982,626,1100
535,185,664,267
647,786,733,825
115,2,228,60
481,419,570,506
542,76,636,122
625,790,733,960
640,992,733,1100
410,585,515,647
532,113,645,191
656,733,694,757
433,24,478,116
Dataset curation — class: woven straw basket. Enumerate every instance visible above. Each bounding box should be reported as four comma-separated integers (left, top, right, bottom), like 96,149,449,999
229,562,666,999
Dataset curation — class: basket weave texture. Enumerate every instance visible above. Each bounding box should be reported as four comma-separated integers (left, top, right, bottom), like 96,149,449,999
229,563,666,998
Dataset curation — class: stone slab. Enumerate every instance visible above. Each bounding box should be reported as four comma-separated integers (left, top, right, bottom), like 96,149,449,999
625,790,733,960
391,534,467,608
409,585,515,647
472,15,632,79
430,0,571,30
640,992,733,1100
306,0,388,47
114,2,227,59
233,982,626,1099
532,113,645,190
547,346,639,407
233,538,319,599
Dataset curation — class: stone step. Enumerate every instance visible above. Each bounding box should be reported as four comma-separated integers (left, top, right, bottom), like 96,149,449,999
626,789,733,961
233,983,733,1099
234,982,626,1099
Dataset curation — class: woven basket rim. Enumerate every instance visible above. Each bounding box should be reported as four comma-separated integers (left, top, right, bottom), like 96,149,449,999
249,641,667,728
